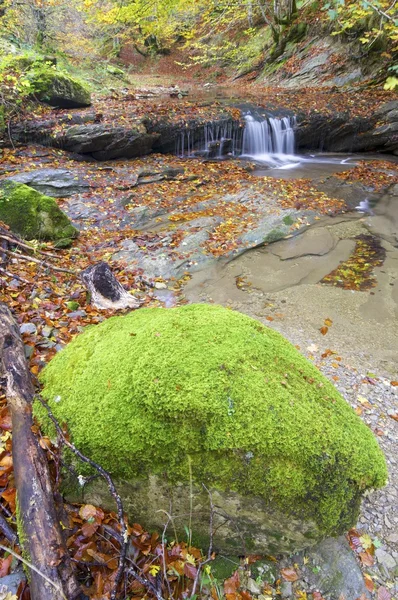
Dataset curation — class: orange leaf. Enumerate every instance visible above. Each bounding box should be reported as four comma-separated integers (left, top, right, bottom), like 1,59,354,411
320,326,328,336
280,567,298,582
390,381,398,386
224,571,240,594
359,551,374,566
0,554,12,577
364,573,374,592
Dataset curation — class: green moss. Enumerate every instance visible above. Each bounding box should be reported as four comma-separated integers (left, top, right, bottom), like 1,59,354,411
0,180,78,244
36,304,387,536
16,494,31,580
264,228,285,243
282,215,295,226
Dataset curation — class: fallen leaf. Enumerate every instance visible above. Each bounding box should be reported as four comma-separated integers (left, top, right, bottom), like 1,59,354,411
364,573,374,593
319,326,328,336
280,567,298,582
359,551,374,566
390,381,398,386
224,571,240,594
324,318,333,327
377,586,391,600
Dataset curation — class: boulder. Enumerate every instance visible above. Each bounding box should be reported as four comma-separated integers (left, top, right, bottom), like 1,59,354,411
0,181,78,246
8,168,89,197
1,55,91,108
37,304,387,555
32,70,91,109
57,124,159,160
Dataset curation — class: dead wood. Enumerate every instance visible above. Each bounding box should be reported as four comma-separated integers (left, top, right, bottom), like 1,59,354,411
81,261,140,310
0,303,82,600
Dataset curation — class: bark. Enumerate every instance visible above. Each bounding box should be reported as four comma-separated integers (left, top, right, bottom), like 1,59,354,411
81,261,140,310
0,303,82,600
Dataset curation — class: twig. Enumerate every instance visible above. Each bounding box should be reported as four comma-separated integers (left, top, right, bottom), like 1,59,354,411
0,544,68,600
0,512,18,544
36,395,129,600
0,268,30,284
4,248,75,274
0,233,60,259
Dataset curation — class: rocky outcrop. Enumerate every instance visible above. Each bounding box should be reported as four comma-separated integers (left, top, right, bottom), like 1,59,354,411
0,180,78,246
36,304,387,555
296,100,398,155
8,168,89,197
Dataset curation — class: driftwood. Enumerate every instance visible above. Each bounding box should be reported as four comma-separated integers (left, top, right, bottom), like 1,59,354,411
0,304,82,600
81,261,140,310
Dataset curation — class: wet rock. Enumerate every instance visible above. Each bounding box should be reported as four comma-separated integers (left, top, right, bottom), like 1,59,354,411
305,537,370,600
270,227,336,260
8,168,89,197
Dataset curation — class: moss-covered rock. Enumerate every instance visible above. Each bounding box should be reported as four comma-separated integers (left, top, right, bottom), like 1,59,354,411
0,181,78,245
37,304,387,553
0,54,91,109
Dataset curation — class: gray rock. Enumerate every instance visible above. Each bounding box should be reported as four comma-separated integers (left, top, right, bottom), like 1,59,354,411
0,570,26,596
246,577,262,595
20,322,37,334
58,124,159,160
375,548,397,570
9,168,89,197
280,581,293,598
305,537,370,600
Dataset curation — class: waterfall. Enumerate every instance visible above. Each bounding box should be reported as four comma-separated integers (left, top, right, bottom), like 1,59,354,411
241,115,296,161
176,113,296,165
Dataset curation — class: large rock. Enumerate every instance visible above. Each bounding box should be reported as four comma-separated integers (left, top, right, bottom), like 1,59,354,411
57,124,159,160
0,180,78,245
8,168,89,197
1,55,91,109
37,304,387,554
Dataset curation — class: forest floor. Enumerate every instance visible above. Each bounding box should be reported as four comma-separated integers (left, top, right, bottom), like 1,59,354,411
0,80,397,600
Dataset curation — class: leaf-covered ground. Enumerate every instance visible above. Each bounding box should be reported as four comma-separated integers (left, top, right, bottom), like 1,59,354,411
1,92,398,599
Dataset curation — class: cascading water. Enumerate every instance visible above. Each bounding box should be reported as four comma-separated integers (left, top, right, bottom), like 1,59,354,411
176,113,297,167
241,114,296,165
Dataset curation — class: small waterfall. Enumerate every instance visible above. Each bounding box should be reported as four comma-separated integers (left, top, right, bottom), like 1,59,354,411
176,113,297,165
241,115,296,162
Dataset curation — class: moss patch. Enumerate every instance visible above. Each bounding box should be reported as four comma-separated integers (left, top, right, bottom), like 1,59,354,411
0,180,78,244
37,304,387,536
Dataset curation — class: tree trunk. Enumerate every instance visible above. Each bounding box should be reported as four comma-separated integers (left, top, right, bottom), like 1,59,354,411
273,0,297,24
0,304,82,600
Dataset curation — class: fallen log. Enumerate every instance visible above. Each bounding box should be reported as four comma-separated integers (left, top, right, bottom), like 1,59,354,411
0,303,82,600
81,261,140,310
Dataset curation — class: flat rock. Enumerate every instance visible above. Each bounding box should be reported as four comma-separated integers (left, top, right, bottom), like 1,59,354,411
270,227,336,260
9,168,89,197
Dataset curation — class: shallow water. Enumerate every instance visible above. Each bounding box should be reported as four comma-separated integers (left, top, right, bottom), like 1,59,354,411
184,155,398,373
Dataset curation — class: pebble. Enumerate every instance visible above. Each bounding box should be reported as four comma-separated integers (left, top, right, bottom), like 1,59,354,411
375,548,397,570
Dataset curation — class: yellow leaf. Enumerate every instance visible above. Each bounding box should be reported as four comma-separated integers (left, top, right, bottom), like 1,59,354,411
149,565,161,576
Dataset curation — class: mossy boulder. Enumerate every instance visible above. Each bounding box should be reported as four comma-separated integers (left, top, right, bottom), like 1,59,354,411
28,67,91,109
0,54,91,109
37,304,387,554
0,181,78,246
